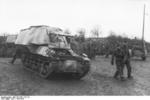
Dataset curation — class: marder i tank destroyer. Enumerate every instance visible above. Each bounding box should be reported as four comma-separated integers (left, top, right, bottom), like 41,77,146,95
15,25,90,79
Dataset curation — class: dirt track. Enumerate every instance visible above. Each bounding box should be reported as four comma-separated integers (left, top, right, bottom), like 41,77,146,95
0,56,150,95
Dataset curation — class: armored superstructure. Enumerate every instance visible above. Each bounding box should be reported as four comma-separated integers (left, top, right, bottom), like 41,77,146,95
15,25,90,79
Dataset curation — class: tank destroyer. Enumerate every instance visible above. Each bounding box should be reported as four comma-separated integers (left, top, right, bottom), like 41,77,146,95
15,25,90,79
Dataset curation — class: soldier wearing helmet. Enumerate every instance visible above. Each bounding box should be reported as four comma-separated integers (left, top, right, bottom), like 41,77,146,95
122,41,133,79
111,42,125,81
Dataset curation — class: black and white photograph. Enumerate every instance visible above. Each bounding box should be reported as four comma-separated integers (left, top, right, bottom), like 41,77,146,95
0,0,150,97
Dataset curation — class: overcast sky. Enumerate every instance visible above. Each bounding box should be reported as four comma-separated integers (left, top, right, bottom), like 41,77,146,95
0,0,150,42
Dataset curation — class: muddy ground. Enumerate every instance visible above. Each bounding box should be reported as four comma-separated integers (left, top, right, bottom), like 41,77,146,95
0,56,150,95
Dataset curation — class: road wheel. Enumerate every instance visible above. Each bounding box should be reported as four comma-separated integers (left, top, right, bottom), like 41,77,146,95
39,63,53,79
21,54,27,66
71,65,90,80
142,56,146,61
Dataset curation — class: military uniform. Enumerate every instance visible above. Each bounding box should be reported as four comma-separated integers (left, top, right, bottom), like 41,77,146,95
111,46,125,80
122,44,132,79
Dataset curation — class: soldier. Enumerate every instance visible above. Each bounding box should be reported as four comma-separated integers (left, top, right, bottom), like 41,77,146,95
111,43,125,81
122,41,133,79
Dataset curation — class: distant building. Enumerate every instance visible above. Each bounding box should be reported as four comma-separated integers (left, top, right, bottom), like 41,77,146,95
6,35,18,43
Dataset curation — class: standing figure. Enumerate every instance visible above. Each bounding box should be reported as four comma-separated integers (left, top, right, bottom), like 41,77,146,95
111,44,125,81
122,42,133,79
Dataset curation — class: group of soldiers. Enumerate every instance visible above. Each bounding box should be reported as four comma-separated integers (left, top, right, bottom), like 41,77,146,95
111,41,133,81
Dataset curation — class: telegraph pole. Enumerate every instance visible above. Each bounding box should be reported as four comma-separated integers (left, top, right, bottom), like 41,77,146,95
142,4,146,49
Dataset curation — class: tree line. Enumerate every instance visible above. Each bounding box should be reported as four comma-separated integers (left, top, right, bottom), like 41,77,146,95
0,27,150,58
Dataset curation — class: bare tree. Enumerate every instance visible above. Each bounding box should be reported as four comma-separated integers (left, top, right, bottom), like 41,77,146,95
91,26,101,38
77,28,86,37
76,28,86,43
109,30,116,36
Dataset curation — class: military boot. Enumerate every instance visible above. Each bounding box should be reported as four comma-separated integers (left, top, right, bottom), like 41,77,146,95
120,76,126,81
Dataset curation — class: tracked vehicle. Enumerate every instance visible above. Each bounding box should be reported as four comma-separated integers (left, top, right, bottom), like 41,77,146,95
131,45,147,61
15,25,90,79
